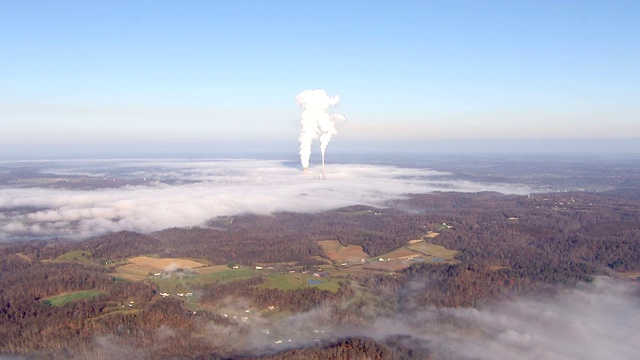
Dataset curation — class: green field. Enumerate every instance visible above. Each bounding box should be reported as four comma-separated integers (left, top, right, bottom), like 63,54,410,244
257,273,343,293
151,268,257,293
42,290,105,306
55,250,94,263
196,268,256,284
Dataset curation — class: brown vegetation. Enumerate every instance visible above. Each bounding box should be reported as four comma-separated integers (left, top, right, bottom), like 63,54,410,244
1,190,640,358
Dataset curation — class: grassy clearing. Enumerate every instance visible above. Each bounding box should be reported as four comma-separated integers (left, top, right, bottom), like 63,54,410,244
189,268,256,285
193,265,237,274
111,256,214,282
377,247,420,260
15,253,32,262
110,265,149,281
407,242,459,260
152,268,257,293
42,290,105,306
318,240,369,263
257,273,342,293
127,256,208,270
55,250,94,263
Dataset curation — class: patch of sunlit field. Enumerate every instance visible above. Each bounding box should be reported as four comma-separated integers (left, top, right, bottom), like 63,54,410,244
318,240,369,263
110,256,211,281
408,242,459,260
152,268,258,294
127,256,209,270
257,272,343,293
54,250,95,264
41,290,105,306
376,247,419,260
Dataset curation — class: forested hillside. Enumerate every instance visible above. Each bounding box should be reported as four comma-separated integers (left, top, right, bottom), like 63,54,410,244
1,190,639,359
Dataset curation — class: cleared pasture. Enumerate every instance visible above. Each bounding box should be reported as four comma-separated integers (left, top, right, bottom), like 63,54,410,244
152,268,257,294
377,247,421,260
257,273,342,293
318,240,369,263
15,253,32,262
110,256,211,282
42,290,105,306
362,260,415,272
127,256,208,270
407,242,459,260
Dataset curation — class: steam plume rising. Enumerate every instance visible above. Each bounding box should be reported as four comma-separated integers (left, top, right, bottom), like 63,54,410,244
296,89,345,172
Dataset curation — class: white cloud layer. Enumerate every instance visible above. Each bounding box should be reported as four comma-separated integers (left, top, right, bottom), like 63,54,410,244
0,159,531,240
361,276,640,360
158,277,640,360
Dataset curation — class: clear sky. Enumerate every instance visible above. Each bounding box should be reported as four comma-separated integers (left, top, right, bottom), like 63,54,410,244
1,0,639,157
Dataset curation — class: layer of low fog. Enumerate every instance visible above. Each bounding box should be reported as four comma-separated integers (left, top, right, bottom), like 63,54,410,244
365,276,640,360
165,277,638,360
0,159,531,240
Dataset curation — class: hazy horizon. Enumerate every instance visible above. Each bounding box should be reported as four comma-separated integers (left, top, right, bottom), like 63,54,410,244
3,138,640,161
2,1,639,156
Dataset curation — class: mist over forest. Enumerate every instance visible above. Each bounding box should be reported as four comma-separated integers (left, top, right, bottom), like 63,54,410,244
1,154,639,359
3,0,639,357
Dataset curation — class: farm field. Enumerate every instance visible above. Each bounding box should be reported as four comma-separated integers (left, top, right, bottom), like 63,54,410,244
152,268,257,294
103,239,457,305
110,256,211,281
362,259,417,272
377,247,420,260
42,290,105,306
55,250,95,263
407,242,459,260
14,253,32,262
127,256,209,270
257,272,343,293
318,240,369,263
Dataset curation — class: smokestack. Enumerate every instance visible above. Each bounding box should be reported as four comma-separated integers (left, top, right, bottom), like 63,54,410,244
296,89,344,174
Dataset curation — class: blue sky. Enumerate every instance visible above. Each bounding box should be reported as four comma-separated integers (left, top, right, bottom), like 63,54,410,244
1,0,639,157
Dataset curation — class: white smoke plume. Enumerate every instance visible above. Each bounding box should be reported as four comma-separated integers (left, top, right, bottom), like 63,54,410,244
296,89,345,170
